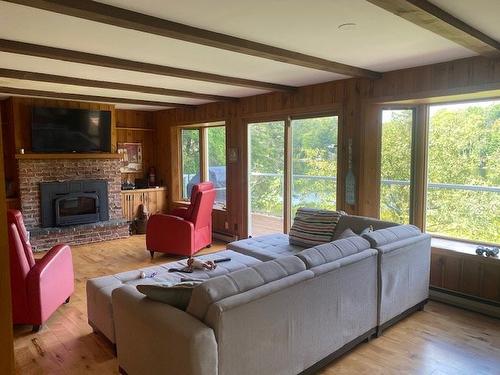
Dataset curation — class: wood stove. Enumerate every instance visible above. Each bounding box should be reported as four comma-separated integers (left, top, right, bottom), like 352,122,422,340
54,192,100,226
40,180,109,227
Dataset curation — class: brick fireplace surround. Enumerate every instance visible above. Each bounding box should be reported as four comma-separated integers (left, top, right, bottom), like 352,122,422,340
18,157,129,251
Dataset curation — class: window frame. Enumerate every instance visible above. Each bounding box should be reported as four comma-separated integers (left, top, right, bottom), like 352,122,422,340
379,106,419,225
377,97,500,246
178,121,226,207
245,112,341,237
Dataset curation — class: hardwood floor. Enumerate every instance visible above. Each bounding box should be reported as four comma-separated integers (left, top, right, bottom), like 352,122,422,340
13,236,500,374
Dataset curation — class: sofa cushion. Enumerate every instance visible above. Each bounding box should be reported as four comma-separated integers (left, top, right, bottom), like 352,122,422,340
187,256,306,320
227,233,304,261
296,236,371,269
136,281,201,310
337,228,358,239
333,215,397,240
362,224,421,248
289,208,345,247
86,250,260,343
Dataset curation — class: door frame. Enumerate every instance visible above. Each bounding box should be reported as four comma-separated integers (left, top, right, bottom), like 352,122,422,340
243,110,341,238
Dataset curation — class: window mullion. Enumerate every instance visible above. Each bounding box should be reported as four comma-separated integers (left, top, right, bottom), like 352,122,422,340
284,117,292,233
412,105,429,230
200,127,208,182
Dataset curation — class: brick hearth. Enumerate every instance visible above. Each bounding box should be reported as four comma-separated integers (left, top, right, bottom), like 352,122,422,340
18,157,129,251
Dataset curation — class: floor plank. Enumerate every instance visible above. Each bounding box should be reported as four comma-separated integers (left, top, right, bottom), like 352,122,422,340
13,235,500,374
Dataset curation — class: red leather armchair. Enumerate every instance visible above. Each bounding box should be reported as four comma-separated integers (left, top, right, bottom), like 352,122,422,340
146,182,216,257
7,209,74,332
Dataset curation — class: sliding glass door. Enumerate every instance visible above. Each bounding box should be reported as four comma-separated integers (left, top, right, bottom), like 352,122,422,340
291,116,338,218
248,121,285,236
247,115,339,237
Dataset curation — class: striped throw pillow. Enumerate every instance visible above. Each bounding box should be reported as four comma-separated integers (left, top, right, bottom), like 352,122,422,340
289,208,346,247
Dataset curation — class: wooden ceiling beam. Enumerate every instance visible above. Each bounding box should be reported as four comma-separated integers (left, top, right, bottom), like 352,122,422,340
0,68,235,102
0,86,193,108
4,0,381,79
0,39,293,92
367,0,500,58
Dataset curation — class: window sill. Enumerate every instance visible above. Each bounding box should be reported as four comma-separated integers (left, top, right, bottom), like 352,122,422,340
431,237,499,262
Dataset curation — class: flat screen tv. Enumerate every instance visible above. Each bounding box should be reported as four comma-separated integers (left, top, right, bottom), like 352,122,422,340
31,107,112,153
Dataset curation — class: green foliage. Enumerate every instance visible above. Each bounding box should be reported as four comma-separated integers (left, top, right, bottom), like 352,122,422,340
249,121,285,216
381,103,500,243
380,110,413,224
181,129,200,199
249,117,338,217
194,104,499,244
426,103,500,243
207,126,226,167
291,117,337,215
181,129,200,175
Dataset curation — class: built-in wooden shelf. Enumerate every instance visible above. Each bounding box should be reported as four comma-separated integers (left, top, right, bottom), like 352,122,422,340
15,153,122,160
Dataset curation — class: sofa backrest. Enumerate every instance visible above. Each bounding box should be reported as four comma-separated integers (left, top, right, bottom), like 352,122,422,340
204,243,377,375
296,236,371,269
361,224,421,248
186,256,309,321
333,215,397,240
7,209,35,267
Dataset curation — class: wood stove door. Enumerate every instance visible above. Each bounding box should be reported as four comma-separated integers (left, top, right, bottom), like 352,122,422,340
55,193,100,226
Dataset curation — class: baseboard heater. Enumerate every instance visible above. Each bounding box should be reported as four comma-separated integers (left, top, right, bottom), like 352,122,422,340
429,286,500,319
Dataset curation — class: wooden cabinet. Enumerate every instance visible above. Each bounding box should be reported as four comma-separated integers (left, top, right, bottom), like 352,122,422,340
430,246,500,303
121,187,167,221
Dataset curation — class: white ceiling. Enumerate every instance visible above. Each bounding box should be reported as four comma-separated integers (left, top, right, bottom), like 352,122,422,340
0,0,497,111
430,0,500,41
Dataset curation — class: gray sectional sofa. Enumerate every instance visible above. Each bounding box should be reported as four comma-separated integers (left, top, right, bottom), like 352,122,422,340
86,214,431,375
228,214,431,335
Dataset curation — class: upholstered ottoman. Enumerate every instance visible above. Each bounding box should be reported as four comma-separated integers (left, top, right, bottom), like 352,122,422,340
86,250,261,343
227,233,305,261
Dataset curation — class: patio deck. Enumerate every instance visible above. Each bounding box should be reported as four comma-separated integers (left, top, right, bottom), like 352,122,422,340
250,213,283,236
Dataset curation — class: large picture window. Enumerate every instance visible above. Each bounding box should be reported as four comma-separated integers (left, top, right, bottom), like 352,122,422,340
426,100,499,244
379,99,500,244
180,123,226,206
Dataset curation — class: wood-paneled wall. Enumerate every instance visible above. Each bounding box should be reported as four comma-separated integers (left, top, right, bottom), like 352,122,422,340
154,56,500,239
154,78,362,238
0,99,162,204
6,97,116,152
115,110,157,183
0,107,15,374
1,100,16,196
369,56,500,101
0,98,116,202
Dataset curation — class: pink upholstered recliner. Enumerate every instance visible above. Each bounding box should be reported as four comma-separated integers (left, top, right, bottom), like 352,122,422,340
146,182,216,257
7,209,74,332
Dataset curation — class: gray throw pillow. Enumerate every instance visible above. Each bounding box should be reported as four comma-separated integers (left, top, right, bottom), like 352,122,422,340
136,281,201,310
337,228,358,239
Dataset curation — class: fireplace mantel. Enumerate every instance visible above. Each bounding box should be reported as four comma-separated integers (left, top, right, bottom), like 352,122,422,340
15,153,121,160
